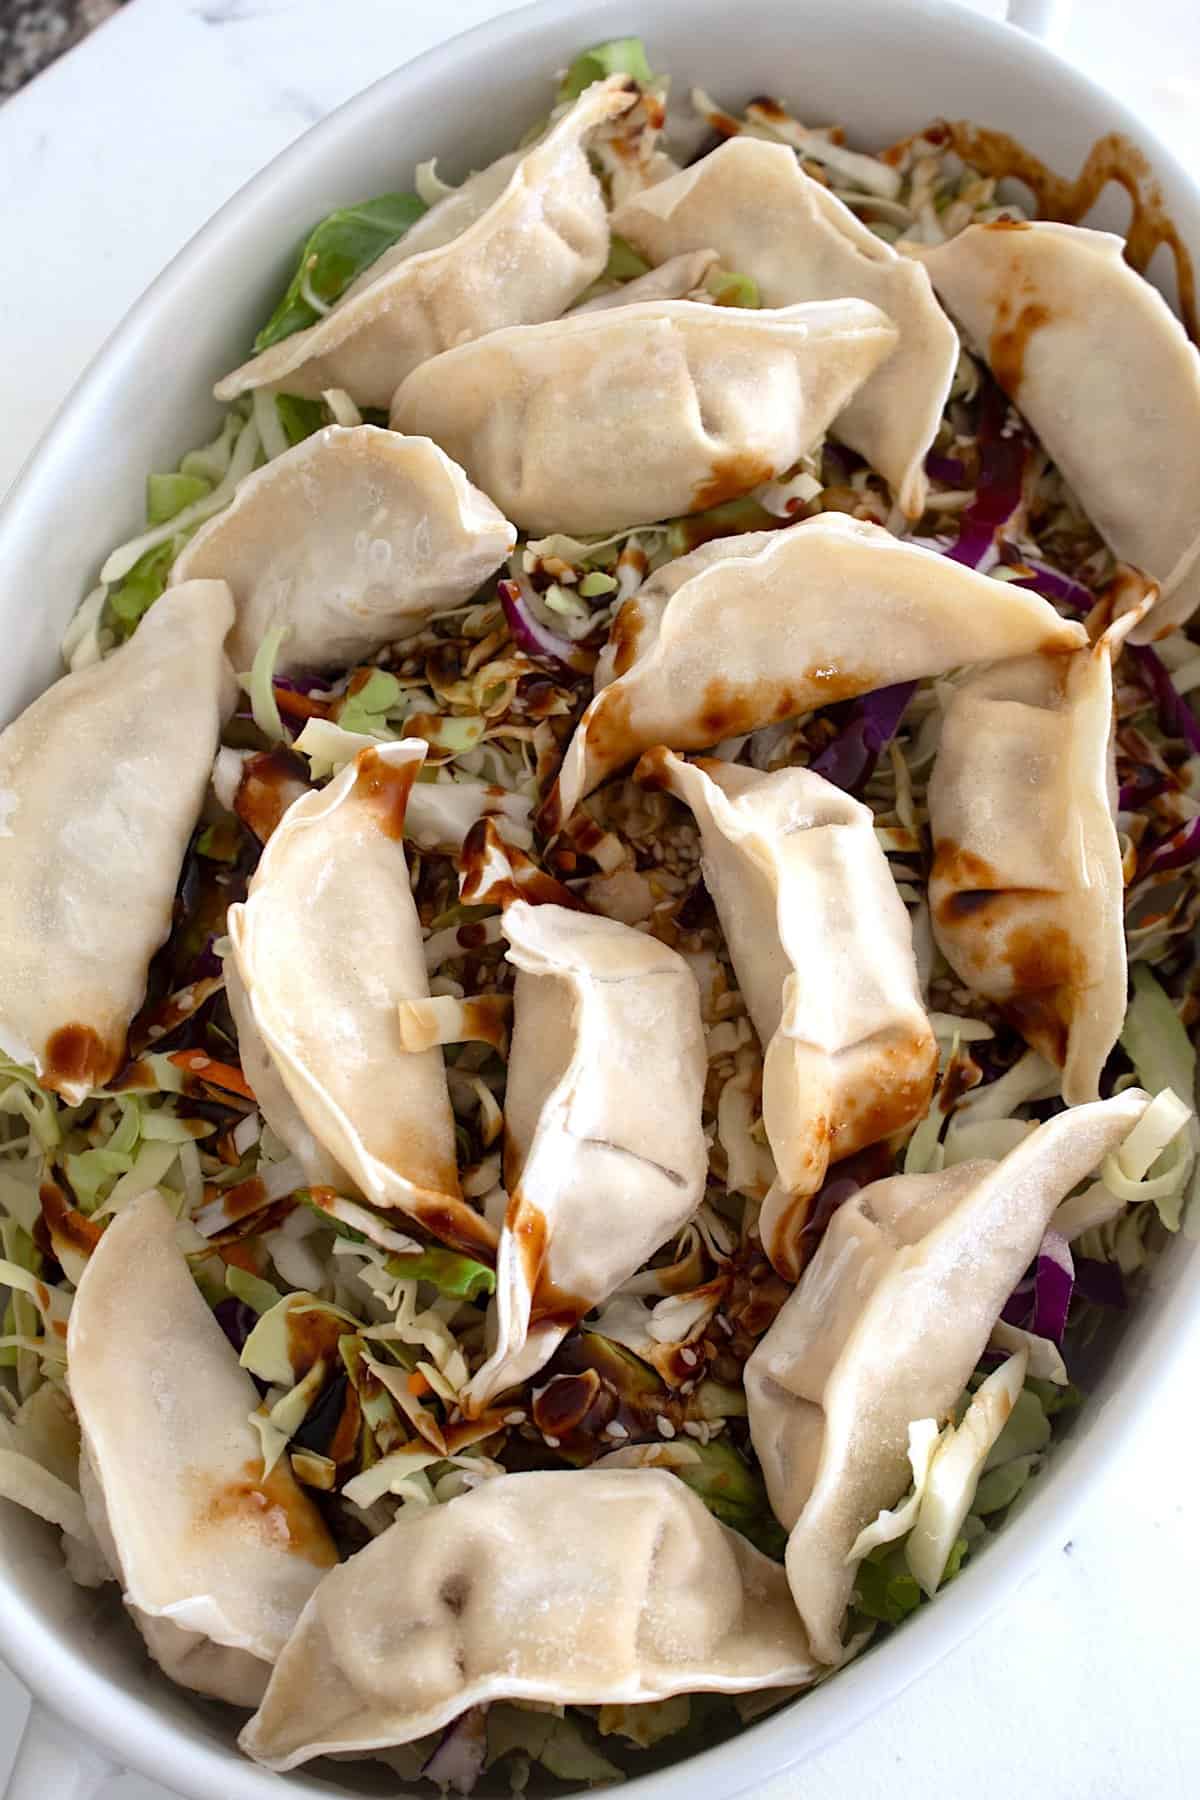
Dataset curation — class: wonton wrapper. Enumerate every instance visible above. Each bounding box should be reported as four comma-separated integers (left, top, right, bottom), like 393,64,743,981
228,741,491,1256
912,221,1200,638
225,962,346,1192
389,297,898,535
569,247,720,312
69,1191,337,1704
745,1091,1150,1663
172,428,514,673
0,582,235,1102
928,616,1132,1104
613,138,958,517
641,753,936,1280
461,901,707,1413
215,79,635,407
240,1467,816,1769
546,513,1087,828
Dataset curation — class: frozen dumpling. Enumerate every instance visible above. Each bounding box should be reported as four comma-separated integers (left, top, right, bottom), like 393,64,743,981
928,612,1134,1103
215,79,637,407
69,1191,337,1705
240,1467,816,1768
461,901,707,1412
390,298,898,534
172,428,515,673
0,582,235,1101
227,740,492,1256
614,138,959,516
911,221,1200,638
544,513,1087,829
640,752,936,1279
745,1092,1151,1663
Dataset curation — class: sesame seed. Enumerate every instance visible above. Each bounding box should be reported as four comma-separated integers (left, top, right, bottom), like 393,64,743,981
682,1421,706,1441
679,1347,698,1368
603,1420,629,1440
503,1411,526,1426
543,1434,560,1447
716,1315,734,1336
656,1417,676,1439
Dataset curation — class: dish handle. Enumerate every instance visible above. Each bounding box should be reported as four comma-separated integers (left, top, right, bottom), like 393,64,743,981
4,1699,118,1799
1005,0,1073,45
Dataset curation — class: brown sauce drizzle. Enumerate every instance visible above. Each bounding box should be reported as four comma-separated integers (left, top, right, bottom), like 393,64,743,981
405,1197,498,1262
39,1180,103,1258
352,746,418,840
455,995,513,1052
607,599,645,679
285,1301,351,1378
944,122,1199,344
505,1191,591,1330
233,751,310,844
989,299,1051,400
532,1369,602,1438
43,1024,118,1098
210,1174,269,1226
691,451,778,514
325,1381,362,1466
459,817,590,912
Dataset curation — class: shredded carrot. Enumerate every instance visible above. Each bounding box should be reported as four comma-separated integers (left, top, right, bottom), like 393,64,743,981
273,684,331,721
168,1051,256,1101
406,1370,432,1398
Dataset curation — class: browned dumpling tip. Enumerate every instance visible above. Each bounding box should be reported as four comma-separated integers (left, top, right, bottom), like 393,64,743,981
912,220,1200,639
0,581,235,1102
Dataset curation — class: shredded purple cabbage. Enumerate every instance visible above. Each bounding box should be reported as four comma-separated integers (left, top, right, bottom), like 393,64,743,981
925,452,966,486
1129,644,1200,759
1141,814,1200,878
1002,1228,1075,1345
421,1709,487,1794
1073,1256,1128,1310
1120,770,1169,811
498,579,591,675
273,669,336,699
996,542,1094,612
947,385,1026,570
214,1297,259,1354
809,681,917,793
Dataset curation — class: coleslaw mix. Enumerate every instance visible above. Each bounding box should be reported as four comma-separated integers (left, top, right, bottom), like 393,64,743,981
3,40,1198,1790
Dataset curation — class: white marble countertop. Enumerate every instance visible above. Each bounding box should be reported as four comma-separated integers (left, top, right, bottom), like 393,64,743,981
1,2,1199,1796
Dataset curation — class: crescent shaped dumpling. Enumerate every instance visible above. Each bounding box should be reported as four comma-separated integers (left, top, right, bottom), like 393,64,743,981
172,428,515,674
69,1190,337,1705
639,752,936,1281
239,1467,817,1769
928,614,1131,1105
461,900,707,1414
389,297,899,535
745,1090,1151,1664
613,137,959,517
227,740,492,1257
215,78,636,407
545,513,1087,829
910,221,1200,638
0,581,236,1102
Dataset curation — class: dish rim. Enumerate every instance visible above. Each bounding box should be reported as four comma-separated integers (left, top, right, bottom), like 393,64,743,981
0,1,1198,1795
